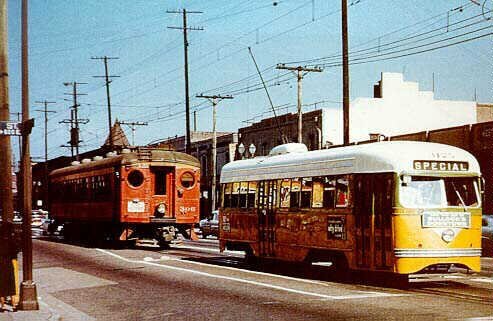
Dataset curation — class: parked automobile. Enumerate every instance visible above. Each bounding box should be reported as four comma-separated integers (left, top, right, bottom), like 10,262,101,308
482,215,493,257
199,210,219,238
31,209,48,228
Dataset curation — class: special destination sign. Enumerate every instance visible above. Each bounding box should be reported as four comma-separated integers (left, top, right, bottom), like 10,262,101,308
413,160,469,172
422,211,471,228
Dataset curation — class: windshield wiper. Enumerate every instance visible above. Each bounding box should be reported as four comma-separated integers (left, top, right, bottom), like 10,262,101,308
451,182,467,211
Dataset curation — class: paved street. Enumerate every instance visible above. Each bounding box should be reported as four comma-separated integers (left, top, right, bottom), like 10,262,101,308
2,237,492,321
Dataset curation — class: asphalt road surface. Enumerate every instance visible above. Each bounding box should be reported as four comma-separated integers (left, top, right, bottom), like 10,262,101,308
28,236,493,321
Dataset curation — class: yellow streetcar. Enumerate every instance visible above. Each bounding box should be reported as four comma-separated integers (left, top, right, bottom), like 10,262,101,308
219,141,482,276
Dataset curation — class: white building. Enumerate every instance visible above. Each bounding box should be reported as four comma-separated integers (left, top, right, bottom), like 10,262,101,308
322,72,477,145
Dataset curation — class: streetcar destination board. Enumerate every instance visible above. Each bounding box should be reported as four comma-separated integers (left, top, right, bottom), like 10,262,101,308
413,160,469,172
422,211,471,228
0,121,21,136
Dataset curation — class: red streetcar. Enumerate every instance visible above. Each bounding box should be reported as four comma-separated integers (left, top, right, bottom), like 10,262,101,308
49,148,200,247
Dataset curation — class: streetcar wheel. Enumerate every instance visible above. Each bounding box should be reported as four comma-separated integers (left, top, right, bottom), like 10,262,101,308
244,247,259,265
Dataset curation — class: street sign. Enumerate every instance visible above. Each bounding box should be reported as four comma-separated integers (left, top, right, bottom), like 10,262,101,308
0,121,22,136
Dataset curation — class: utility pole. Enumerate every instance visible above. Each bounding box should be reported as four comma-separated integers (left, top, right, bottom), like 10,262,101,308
276,64,322,144
19,0,39,310
342,0,350,146
0,0,14,225
60,109,74,158
168,9,203,154
62,82,88,161
35,101,55,209
92,56,119,151
116,120,148,146
196,94,233,212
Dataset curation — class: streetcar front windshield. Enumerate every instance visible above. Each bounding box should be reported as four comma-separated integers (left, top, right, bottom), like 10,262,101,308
400,176,479,208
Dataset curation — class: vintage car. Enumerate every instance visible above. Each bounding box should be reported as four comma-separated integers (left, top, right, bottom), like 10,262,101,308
199,210,219,238
482,215,493,256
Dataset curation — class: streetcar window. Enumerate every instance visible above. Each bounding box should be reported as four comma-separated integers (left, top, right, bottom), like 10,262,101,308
247,181,257,208
128,170,145,188
180,172,195,188
312,177,324,208
223,183,232,208
444,178,479,207
336,176,349,207
80,178,89,201
154,170,167,195
399,176,479,208
231,182,240,207
280,179,291,208
290,178,301,208
239,182,248,208
300,178,312,208
323,177,336,208
93,174,111,201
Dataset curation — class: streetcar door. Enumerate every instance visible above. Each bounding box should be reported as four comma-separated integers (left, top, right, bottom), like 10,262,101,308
354,174,372,268
354,174,394,270
372,174,393,270
257,180,277,257
152,167,173,218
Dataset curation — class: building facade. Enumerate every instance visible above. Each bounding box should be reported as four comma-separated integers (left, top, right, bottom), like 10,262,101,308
238,73,479,157
323,72,477,144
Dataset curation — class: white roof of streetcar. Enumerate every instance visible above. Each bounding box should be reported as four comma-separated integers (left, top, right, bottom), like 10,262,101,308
220,141,480,183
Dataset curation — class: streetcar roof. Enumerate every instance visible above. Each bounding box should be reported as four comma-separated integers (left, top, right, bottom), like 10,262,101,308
220,141,480,183
50,149,199,177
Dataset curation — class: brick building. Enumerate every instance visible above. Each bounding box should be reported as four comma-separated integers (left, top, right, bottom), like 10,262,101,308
238,109,324,158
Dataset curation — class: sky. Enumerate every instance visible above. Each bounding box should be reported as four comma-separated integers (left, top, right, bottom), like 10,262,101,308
4,0,492,162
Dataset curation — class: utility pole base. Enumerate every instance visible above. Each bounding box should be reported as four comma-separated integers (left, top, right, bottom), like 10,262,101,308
18,281,39,310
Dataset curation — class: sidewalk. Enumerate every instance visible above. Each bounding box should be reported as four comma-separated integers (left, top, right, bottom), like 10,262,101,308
0,289,94,321
0,267,95,321
0,299,58,321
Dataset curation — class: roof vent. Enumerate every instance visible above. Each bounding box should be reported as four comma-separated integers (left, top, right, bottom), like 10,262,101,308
81,158,91,164
93,156,103,161
269,143,308,156
70,161,80,166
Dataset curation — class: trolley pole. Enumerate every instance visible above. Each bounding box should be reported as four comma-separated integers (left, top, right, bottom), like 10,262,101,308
19,0,39,310
35,101,55,209
196,94,233,211
342,0,350,146
167,9,203,154
275,64,322,144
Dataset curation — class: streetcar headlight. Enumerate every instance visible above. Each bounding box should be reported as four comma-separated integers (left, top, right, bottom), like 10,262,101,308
156,203,166,214
441,229,455,243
